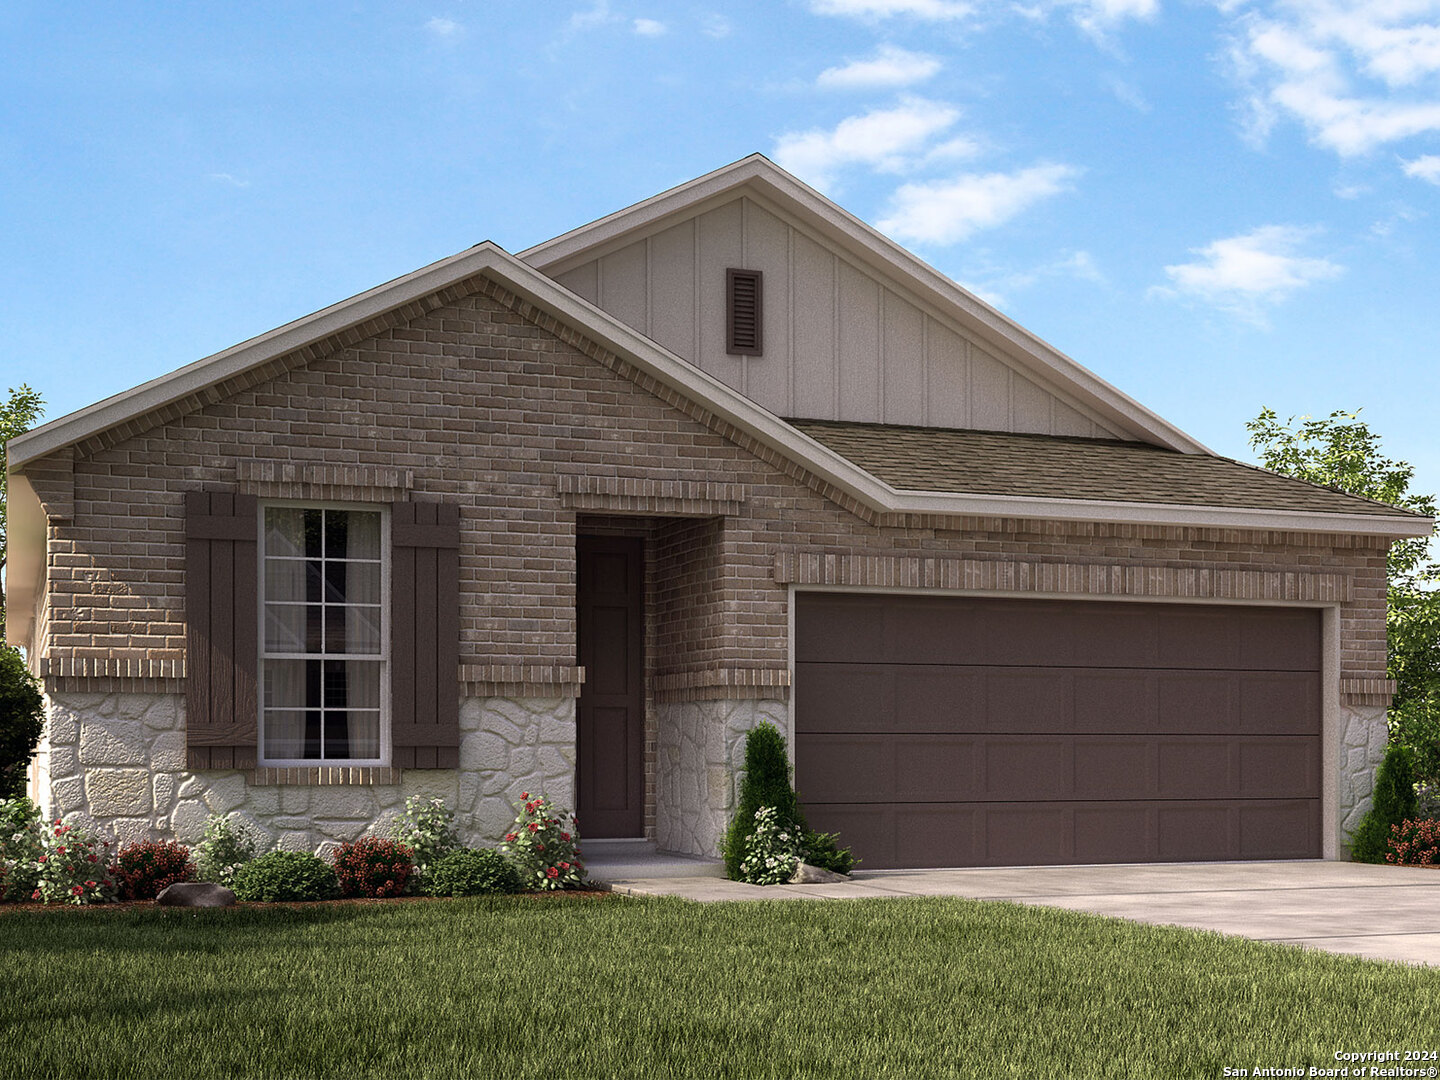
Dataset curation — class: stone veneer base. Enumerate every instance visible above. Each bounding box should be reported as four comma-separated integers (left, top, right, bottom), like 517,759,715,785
32,692,576,857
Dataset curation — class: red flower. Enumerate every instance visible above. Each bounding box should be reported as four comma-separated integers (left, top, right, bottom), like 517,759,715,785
37,855,46,863
31,890,40,900
536,843,545,852
547,867,559,879
560,833,571,842
527,822,540,832
86,881,95,887
71,886,83,895
505,833,518,843
88,855,97,863
560,862,570,870
521,791,529,800
57,846,66,854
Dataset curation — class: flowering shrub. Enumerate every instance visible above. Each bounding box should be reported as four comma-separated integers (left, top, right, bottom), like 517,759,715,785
333,837,413,898
426,847,522,897
0,797,44,902
113,840,195,901
195,813,259,886
233,851,340,902
1386,818,1440,866
738,806,801,885
389,796,459,889
33,819,115,905
499,791,585,891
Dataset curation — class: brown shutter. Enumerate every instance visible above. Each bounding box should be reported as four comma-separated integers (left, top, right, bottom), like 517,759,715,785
391,501,461,768
726,268,763,355
185,491,259,770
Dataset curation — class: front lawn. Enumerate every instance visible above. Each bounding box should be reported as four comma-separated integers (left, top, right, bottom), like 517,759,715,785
2,894,1436,1079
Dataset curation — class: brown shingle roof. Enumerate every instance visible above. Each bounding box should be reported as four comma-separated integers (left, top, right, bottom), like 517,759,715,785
786,418,1421,519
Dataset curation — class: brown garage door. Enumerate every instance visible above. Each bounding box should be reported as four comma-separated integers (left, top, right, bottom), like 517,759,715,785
795,594,1321,869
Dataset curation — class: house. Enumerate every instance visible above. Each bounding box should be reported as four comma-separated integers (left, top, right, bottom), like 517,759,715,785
6,155,1430,869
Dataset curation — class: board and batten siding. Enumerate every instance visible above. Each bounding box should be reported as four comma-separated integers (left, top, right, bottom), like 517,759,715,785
550,195,1123,438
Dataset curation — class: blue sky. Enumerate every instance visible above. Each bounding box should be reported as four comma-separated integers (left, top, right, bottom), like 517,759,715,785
4,0,1440,500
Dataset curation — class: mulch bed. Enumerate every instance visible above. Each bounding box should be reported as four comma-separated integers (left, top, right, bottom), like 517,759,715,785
0,889,616,914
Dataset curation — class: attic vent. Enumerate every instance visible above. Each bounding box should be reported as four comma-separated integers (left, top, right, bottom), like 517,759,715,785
726,268,763,356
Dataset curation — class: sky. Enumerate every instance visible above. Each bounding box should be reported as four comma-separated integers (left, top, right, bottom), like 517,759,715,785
4,0,1440,502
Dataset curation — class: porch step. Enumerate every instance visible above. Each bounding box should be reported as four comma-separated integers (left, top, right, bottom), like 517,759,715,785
582,837,727,882
583,838,658,856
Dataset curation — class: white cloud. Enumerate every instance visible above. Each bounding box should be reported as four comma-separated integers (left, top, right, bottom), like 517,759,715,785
701,13,731,37
877,163,1081,244
425,16,461,36
568,1,618,32
632,17,666,36
1226,0,1440,159
1152,225,1343,323
773,97,962,187
960,249,1107,307
1066,0,1158,40
1403,153,1440,181
817,45,943,89
208,173,250,188
808,0,974,19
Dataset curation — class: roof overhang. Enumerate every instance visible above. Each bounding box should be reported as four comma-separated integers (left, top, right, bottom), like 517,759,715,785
519,154,1214,457
8,223,1430,645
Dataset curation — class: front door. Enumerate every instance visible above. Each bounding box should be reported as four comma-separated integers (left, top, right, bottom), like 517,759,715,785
576,536,645,837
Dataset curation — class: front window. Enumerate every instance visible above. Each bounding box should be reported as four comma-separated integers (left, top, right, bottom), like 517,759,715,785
260,505,386,764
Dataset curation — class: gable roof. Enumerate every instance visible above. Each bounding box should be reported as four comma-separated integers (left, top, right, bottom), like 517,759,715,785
519,154,1209,455
789,419,1422,520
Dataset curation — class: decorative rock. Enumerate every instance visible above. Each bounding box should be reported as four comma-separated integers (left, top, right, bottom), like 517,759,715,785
86,768,152,816
789,862,850,884
157,882,236,907
78,720,146,766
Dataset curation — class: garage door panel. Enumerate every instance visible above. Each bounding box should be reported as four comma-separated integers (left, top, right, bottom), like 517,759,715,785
795,595,1321,868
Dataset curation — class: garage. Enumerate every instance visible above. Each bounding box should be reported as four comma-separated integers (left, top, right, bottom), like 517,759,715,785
794,592,1322,869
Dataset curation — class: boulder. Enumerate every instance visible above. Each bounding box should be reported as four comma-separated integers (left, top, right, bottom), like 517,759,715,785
156,882,236,908
789,862,850,884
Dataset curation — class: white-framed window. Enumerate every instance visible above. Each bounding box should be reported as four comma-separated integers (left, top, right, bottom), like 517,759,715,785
258,502,389,766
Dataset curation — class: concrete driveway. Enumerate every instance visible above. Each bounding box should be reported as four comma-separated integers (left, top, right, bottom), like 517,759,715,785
593,856,1440,967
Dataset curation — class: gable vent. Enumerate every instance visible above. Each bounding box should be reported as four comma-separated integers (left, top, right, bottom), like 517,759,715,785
726,268,763,356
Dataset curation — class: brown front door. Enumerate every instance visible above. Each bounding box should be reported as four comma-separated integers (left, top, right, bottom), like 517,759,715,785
795,593,1322,869
576,536,645,838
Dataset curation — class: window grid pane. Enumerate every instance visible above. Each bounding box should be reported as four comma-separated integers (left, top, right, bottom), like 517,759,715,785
261,507,384,763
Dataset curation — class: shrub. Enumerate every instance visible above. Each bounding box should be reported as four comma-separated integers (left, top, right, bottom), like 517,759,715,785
0,797,43,902
1351,745,1421,863
195,813,259,887
802,828,857,876
1417,781,1440,820
721,722,809,880
333,837,413,898
0,646,44,799
499,791,585,891
33,818,115,905
232,851,340,902
389,796,459,889
112,840,194,901
738,806,802,885
1385,818,1440,866
426,847,523,897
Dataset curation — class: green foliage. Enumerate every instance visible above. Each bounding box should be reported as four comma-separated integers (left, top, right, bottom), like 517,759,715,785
232,850,340,902
499,792,585,890
0,645,44,799
737,806,802,885
721,722,808,880
1350,744,1420,863
426,847,523,897
33,818,115,904
194,813,260,887
113,840,194,901
0,796,43,901
389,795,459,889
801,829,857,875
1248,408,1440,782
333,837,412,898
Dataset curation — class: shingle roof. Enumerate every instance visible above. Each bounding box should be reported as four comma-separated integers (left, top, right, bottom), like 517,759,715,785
786,418,1421,519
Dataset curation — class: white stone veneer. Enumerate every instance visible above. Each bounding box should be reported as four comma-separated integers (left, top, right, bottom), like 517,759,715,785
32,692,576,856
655,698,787,857
1338,702,1390,848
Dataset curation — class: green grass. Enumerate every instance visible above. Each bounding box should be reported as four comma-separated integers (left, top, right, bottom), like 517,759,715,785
2,894,1437,1079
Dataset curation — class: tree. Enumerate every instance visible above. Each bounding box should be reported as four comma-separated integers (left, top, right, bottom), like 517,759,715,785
0,385,46,797
1247,408,1440,781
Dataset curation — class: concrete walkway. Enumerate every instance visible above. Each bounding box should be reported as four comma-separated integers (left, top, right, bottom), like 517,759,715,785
586,851,1440,967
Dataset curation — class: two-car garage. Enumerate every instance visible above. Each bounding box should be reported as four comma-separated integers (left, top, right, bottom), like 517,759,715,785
794,593,1322,869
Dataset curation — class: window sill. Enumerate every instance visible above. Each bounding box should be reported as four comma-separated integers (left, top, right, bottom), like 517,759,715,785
250,766,403,786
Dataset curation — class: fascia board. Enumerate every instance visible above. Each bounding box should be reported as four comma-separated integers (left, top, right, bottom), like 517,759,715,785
520,156,1210,456
4,473,46,647
8,242,514,468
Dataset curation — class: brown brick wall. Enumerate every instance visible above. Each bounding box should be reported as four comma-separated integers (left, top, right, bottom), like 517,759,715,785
28,276,1393,691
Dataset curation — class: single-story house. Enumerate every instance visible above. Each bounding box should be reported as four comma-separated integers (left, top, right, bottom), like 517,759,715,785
7,155,1431,868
